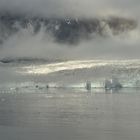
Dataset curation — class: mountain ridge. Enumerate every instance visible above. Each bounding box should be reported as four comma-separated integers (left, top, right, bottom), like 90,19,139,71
0,12,137,44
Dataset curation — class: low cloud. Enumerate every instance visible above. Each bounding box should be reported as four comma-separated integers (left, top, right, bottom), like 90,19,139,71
1,24,140,59
0,0,140,59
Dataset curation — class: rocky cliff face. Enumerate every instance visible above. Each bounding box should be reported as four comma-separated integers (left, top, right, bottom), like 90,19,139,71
0,12,137,44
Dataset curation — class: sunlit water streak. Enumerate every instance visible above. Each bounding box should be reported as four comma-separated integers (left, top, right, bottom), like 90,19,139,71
19,59,140,75
1,59,140,90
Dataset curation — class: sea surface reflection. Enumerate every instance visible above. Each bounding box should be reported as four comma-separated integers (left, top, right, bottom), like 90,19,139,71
0,89,140,140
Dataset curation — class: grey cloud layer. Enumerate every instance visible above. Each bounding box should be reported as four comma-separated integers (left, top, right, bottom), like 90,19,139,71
0,0,139,18
0,0,139,59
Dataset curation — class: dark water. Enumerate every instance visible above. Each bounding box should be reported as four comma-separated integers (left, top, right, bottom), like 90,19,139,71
0,89,140,140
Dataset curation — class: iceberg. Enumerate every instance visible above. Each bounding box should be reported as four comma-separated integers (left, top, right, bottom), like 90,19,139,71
105,78,122,90
86,81,91,90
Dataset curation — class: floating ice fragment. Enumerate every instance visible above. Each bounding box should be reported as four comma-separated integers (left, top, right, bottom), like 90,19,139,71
105,78,122,90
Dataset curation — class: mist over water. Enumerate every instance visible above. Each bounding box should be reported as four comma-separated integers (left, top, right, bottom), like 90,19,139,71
0,0,139,88
1,2,140,140
0,0,140,88
0,16,139,60
0,0,139,60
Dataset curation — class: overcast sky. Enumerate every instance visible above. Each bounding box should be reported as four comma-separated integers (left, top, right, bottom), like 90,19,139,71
0,0,139,18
